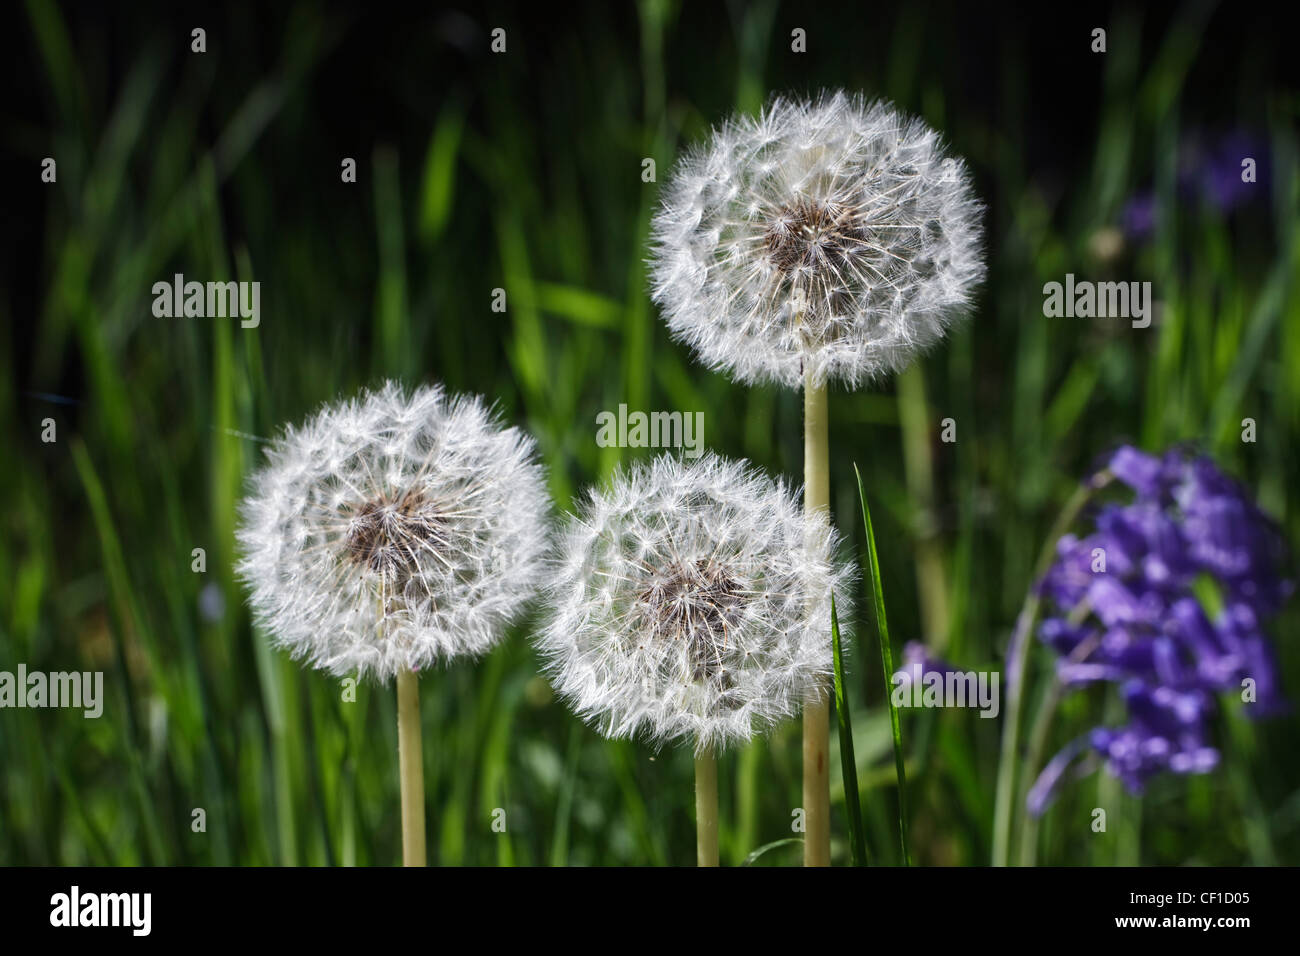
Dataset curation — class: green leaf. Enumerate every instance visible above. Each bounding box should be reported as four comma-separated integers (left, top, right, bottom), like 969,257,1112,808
418,98,466,242
855,463,912,866
832,594,868,866
533,282,622,329
741,837,803,867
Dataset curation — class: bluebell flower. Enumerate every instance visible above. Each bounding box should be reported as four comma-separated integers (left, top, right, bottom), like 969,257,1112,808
1028,445,1292,813
1183,131,1265,213
1118,131,1268,244
1119,193,1157,244
893,641,958,692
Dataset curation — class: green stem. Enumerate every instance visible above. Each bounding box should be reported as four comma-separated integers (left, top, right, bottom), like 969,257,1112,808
695,750,719,867
396,668,426,866
802,373,831,867
897,365,949,652
1016,677,1062,867
992,471,1111,866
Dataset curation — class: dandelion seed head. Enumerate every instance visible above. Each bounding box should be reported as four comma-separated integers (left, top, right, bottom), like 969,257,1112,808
536,453,853,752
649,91,985,389
237,382,549,683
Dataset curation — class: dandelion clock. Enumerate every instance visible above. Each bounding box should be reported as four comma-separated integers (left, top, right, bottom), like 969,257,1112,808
649,91,985,864
237,382,549,865
536,453,853,865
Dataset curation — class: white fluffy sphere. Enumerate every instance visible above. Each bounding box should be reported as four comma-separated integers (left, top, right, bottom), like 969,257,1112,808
237,382,549,682
650,91,985,389
536,453,853,752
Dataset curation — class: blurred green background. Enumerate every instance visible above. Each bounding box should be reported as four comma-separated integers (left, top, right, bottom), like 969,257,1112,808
2,0,1297,865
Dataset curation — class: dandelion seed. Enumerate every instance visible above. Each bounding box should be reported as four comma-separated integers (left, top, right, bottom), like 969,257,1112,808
236,381,549,864
536,453,852,864
237,381,549,682
649,91,985,390
538,453,850,752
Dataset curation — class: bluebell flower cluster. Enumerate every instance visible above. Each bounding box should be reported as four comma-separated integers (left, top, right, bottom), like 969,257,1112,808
1029,445,1291,812
1120,131,1267,243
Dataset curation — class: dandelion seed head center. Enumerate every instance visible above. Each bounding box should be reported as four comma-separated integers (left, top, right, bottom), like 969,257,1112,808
763,197,865,277
342,490,447,580
636,558,745,681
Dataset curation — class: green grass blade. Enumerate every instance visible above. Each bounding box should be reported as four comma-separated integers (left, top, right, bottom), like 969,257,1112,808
549,722,583,867
831,594,868,867
855,463,912,866
418,97,466,242
741,837,803,867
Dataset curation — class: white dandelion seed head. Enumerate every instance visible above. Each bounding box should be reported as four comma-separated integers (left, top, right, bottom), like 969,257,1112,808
536,453,853,753
649,90,985,390
237,381,550,683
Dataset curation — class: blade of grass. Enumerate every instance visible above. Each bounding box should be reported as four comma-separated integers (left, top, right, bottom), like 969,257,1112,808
418,96,466,242
831,594,867,866
855,463,911,866
741,837,803,867
549,722,582,867
372,146,412,380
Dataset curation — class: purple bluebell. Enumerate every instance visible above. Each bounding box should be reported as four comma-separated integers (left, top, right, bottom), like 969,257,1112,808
893,641,958,692
1181,131,1265,213
1120,192,1157,244
1028,445,1291,813
1119,131,1267,244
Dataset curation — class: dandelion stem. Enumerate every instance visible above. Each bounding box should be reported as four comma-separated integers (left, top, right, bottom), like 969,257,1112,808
396,668,426,866
802,373,832,867
695,750,719,867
